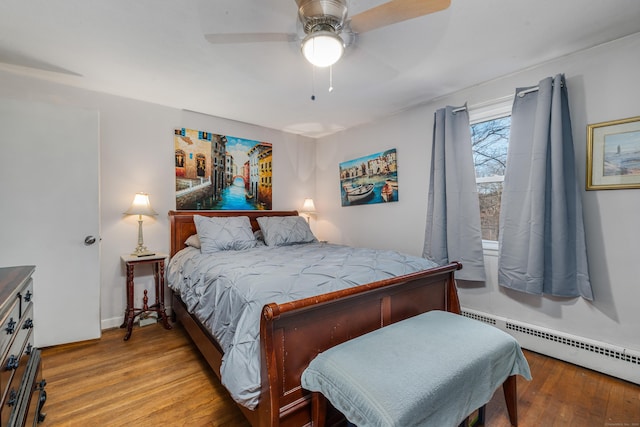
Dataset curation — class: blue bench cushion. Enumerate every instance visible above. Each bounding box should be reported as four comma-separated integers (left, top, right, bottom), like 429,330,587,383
301,310,531,427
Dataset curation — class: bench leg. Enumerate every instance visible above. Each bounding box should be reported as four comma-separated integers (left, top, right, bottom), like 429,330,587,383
502,375,518,426
458,405,486,427
311,392,327,427
477,405,486,425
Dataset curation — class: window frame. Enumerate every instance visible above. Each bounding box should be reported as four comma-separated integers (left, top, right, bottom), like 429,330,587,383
468,97,513,252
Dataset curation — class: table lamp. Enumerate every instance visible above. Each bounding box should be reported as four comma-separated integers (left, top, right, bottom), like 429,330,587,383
124,192,157,256
301,198,316,223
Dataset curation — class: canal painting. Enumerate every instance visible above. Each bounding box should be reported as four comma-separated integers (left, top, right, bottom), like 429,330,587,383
174,128,272,210
339,149,398,207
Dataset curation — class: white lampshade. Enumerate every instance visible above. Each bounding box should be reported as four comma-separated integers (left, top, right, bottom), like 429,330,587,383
125,192,157,256
301,31,344,68
301,198,316,213
124,193,157,217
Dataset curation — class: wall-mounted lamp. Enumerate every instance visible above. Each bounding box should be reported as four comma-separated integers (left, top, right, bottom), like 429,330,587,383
124,192,157,257
301,198,317,223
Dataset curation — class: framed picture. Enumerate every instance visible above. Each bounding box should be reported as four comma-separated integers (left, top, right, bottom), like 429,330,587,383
174,128,273,209
587,116,640,190
339,148,398,206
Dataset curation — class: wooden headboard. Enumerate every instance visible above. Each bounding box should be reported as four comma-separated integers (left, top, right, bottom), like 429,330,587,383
168,210,299,257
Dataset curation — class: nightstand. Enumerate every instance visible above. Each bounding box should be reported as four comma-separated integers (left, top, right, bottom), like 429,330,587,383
120,253,172,340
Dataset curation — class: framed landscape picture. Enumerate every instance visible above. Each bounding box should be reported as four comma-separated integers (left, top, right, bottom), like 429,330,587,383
587,116,640,190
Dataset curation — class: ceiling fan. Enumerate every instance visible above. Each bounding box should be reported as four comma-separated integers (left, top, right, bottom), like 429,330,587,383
205,0,451,68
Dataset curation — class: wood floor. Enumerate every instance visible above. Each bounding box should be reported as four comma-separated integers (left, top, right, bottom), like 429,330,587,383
39,322,640,427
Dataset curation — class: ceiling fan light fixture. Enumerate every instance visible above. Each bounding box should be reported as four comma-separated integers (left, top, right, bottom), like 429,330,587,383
301,31,344,67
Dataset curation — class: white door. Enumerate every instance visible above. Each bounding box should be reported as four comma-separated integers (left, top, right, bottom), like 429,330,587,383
0,98,101,347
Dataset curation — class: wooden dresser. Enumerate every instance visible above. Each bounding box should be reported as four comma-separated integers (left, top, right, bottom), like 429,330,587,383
0,266,46,426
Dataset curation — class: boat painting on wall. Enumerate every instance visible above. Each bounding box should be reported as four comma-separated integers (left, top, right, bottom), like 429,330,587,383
339,148,398,207
174,128,272,210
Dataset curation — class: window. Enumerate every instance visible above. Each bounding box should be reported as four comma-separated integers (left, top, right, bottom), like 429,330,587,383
195,153,206,177
175,149,185,168
469,99,512,245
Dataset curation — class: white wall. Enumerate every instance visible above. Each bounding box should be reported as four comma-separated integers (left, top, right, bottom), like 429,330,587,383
0,71,316,330
1,32,637,357
315,33,640,354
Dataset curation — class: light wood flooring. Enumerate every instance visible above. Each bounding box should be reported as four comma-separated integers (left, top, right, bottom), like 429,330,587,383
40,322,640,427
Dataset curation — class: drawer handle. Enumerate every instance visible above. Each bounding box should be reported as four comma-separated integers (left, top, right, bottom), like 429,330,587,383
37,380,47,423
38,389,47,422
5,354,19,370
7,389,17,407
23,318,34,329
26,343,33,355
5,318,16,335
24,290,33,302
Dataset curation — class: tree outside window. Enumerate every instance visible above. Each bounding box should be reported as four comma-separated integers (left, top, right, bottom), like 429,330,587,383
471,116,510,242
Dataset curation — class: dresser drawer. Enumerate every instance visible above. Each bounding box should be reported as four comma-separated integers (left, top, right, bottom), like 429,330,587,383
0,266,39,427
18,278,34,319
0,298,20,359
19,350,45,427
0,330,32,427
0,303,33,408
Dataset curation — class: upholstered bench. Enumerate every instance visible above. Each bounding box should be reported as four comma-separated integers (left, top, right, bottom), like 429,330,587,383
301,310,531,427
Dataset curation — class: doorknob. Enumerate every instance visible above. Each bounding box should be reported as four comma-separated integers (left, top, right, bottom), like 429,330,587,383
84,236,97,246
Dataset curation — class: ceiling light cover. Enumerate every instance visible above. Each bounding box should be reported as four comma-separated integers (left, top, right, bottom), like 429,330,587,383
301,31,344,67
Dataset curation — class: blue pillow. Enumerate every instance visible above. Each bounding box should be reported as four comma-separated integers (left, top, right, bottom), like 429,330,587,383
257,216,317,247
193,215,258,253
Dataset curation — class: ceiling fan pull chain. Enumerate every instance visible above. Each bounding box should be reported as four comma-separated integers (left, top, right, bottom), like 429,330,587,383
329,66,334,92
311,65,316,101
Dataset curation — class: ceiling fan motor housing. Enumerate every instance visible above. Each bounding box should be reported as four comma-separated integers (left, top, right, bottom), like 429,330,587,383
297,0,348,34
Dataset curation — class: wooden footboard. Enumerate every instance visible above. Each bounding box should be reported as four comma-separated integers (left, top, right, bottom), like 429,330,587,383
259,262,462,427
168,210,462,427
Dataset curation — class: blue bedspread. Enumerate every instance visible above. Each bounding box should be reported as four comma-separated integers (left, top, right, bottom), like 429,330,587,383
166,242,439,410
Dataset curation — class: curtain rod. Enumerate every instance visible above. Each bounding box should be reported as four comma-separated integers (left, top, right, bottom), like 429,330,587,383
517,86,539,98
451,93,513,114
453,81,565,112
517,80,564,98
452,87,540,111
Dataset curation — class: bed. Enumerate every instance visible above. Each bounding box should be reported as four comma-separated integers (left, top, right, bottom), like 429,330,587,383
167,210,462,427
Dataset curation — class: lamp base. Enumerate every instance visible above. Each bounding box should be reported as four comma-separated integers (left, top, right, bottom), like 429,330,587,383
131,219,154,256
131,246,155,257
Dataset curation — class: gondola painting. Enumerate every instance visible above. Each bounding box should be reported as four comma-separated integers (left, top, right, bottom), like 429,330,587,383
339,148,398,206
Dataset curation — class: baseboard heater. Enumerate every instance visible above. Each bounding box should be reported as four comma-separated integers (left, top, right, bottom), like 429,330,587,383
461,308,640,385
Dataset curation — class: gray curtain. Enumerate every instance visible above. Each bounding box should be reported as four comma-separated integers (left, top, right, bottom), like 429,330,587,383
498,74,593,300
423,105,486,281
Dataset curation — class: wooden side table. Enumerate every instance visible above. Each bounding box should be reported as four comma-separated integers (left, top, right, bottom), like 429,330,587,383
120,253,172,340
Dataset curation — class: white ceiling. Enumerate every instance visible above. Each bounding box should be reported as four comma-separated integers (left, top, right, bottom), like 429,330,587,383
1,0,640,138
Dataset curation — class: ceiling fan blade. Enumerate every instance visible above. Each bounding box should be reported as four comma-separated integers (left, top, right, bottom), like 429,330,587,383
349,0,450,33
205,33,297,44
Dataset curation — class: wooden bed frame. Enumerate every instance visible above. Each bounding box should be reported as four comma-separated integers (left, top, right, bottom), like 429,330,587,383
168,210,462,427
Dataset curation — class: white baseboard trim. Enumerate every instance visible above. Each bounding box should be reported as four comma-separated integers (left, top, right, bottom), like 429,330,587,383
462,308,640,385
101,316,123,330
